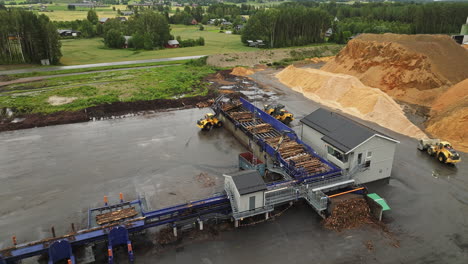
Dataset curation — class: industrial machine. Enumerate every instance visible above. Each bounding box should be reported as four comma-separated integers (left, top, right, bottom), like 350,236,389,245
263,104,294,125
197,113,223,130
417,138,461,164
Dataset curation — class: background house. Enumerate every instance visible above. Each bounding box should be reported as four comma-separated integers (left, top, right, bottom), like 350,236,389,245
165,40,180,48
300,108,399,184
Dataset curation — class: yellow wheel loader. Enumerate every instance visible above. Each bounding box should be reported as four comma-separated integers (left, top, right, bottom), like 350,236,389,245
197,113,223,131
263,104,294,125
418,138,461,164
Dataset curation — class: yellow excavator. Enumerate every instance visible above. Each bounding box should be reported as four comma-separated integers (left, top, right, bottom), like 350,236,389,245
418,138,461,164
264,104,294,125
197,113,223,130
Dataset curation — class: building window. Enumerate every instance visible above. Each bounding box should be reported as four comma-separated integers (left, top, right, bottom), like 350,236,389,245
358,153,362,164
365,160,371,168
367,151,372,158
327,145,348,162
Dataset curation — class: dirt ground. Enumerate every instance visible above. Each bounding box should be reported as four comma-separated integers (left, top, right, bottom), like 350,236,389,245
206,45,343,67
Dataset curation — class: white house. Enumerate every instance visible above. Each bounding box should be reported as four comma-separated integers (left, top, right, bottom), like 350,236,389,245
300,108,399,184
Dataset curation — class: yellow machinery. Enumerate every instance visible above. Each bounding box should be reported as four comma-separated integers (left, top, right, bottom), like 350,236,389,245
197,113,223,130
264,104,294,125
418,138,461,164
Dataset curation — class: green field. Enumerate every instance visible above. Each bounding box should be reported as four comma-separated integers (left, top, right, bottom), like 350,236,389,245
60,25,252,65
0,64,216,114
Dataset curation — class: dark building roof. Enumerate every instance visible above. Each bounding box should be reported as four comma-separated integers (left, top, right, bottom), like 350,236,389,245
230,170,266,195
300,108,396,153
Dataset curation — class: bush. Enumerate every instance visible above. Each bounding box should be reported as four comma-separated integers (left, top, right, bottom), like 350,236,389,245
185,56,208,67
104,29,125,48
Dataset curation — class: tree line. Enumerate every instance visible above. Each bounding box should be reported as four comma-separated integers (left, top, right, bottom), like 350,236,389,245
241,1,468,48
242,4,331,48
0,9,61,64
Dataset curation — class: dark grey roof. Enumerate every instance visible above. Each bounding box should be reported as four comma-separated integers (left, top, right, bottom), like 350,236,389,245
300,108,395,153
230,170,266,195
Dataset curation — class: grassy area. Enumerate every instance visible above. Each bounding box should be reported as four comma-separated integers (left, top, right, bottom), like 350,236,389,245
60,25,252,65
5,3,127,21
9,60,190,78
0,64,216,114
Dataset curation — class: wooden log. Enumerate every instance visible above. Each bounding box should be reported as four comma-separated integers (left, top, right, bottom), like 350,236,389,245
96,207,138,225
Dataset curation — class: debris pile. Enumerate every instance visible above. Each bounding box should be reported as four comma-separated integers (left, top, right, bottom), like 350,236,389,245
322,34,468,107
195,172,216,187
323,198,372,231
156,226,178,245
276,65,426,138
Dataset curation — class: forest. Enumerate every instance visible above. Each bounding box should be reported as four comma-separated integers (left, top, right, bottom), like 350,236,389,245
241,1,468,48
0,9,61,64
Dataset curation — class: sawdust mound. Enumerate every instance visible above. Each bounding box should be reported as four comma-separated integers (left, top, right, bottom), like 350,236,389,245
306,56,335,64
230,67,256,76
276,66,426,138
323,198,372,231
431,79,468,113
322,34,468,106
426,79,468,152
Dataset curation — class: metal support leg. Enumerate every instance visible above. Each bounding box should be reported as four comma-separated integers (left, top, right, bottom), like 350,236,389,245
127,242,134,263
198,219,203,231
173,225,178,237
234,220,239,228
265,212,269,220
108,247,113,264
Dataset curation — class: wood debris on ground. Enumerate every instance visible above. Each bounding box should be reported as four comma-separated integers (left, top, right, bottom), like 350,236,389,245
323,198,372,231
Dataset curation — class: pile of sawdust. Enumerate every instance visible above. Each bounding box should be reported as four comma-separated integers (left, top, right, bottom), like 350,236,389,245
306,56,334,64
230,67,256,76
47,96,77,106
276,66,426,138
426,79,468,152
322,34,468,107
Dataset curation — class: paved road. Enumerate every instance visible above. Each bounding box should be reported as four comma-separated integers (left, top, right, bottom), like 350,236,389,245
0,70,467,263
0,55,205,75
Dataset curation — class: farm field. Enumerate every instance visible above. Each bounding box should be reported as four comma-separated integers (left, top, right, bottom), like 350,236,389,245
60,25,253,65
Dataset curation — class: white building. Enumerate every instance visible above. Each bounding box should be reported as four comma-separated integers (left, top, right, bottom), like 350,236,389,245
224,170,267,216
300,108,399,184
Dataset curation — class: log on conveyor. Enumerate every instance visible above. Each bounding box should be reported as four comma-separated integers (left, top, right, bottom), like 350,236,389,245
221,102,241,112
246,123,272,134
96,207,138,225
230,112,253,120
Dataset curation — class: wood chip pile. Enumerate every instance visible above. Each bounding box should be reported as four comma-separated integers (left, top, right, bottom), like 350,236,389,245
265,136,329,176
96,207,138,225
246,123,273,134
323,198,372,231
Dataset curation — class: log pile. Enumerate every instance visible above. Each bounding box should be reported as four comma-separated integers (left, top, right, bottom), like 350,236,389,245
229,112,254,123
264,136,329,176
96,207,138,225
246,123,272,134
221,102,241,112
